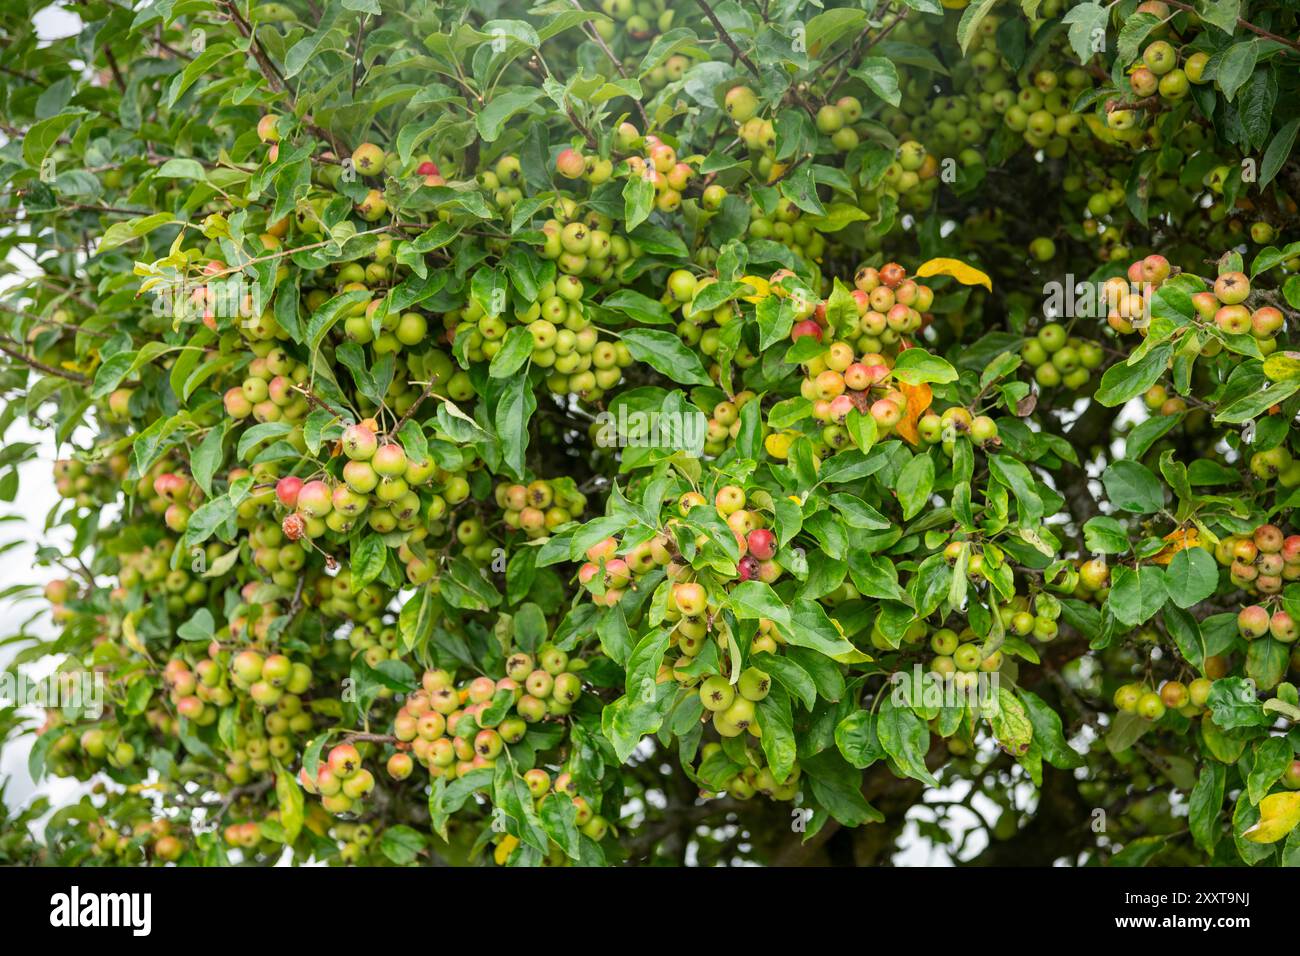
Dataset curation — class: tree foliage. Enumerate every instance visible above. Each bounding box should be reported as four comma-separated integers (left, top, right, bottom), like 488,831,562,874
1,0,1300,866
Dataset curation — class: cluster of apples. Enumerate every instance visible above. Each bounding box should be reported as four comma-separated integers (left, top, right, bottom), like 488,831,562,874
218,699,317,789
1216,524,1300,595
53,456,124,508
160,656,229,727
339,615,400,673
1019,322,1106,392
823,262,935,355
85,817,182,863
331,821,377,864
537,203,635,283
73,723,138,771
878,140,943,214
42,578,80,625
926,626,1004,680
1237,603,1300,643
699,742,800,803
1109,39,1203,136
448,270,636,404
884,9,1089,173
619,132,696,216
1188,269,1283,344
916,405,999,451
494,478,588,540
384,656,584,787
114,535,210,617
667,271,757,369
1108,256,1283,346
695,666,774,738
998,591,1067,643
492,770,608,865
36,701,125,780
1100,254,1171,335
299,741,376,816
699,390,758,458
799,340,908,452
221,347,313,425
270,421,464,579
687,651,801,801
578,531,673,607
1059,556,1112,603
221,813,296,857
1113,675,1213,722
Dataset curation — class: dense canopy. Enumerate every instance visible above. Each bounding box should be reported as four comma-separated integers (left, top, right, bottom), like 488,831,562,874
2,0,1300,867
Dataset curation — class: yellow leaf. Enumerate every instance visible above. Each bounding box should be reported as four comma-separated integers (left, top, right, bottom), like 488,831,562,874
122,611,147,657
1263,351,1300,382
916,257,993,291
1151,527,1199,566
739,275,770,303
894,380,933,447
1243,791,1300,843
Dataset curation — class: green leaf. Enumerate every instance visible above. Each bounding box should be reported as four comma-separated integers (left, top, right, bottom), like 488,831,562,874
601,289,671,325
539,788,581,860
379,824,425,864
618,329,712,386
1095,341,1172,407
489,327,534,379
350,533,388,589
495,372,536,480
848,57,901,108
988,453,1043,525
274,763,304,845
1261,118,1300,189
477,89,544,142
23,110,86,169
1189,761,1226,852
892,347,957,385
177,607,215,642
985,686,1033,756
896,452,935,520
1107,565,1167,626
1164,547,1218,609
877,696,939,786
98,212,175,252
1247,736,1293,806
956,0,1002,54
1061,2,1107,64
1216,40,1258,102
1102,460,1165,513
835,710,884,769
1019,689,1083,769
1207,677,1270,731
1083,516,1129,554
727,580,792,631
623,170,655,233
757,685,797,783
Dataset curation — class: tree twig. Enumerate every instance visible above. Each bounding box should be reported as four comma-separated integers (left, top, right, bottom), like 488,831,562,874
0,338,89,383
1161,0,1300,55
568,0,650,128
